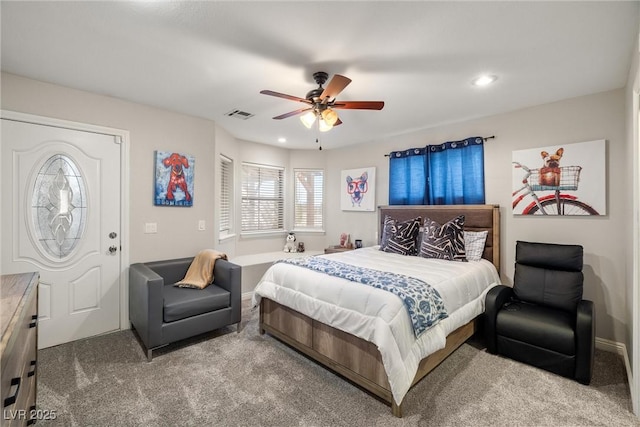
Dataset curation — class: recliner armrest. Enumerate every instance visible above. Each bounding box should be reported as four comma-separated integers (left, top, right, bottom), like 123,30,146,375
484,285,514,354
213,259,242,323
575,299,595,385
129,263,165,349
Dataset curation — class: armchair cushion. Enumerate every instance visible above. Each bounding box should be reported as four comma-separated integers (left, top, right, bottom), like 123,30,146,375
513,241,584,313
496,302,575,355
163,284,230,323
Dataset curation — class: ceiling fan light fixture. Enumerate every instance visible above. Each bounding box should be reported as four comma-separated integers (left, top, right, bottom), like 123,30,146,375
318,119,333,132
321,108,339,126
300,111,316,129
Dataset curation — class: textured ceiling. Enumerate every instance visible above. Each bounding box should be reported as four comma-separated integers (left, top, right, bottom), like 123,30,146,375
1,1,638,150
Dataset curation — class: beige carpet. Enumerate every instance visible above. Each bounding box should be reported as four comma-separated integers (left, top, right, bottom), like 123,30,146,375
36,304,639,426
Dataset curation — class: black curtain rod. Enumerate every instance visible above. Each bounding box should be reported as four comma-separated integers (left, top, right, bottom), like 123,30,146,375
384,135,495,157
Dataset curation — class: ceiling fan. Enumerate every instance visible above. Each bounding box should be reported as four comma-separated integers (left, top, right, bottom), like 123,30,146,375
260,71,384,132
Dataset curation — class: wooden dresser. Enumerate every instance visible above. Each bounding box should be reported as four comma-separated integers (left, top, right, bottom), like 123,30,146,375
1,273,39,426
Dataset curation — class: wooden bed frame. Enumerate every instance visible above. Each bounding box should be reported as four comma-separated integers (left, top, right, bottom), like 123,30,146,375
259,204,500,417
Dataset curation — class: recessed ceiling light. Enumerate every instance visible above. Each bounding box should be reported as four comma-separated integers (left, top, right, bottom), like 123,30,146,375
472,75,498,87
277,137,286,143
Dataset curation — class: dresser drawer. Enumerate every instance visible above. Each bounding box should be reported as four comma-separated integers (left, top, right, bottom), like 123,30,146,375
1,273,38,427
2,291,37,399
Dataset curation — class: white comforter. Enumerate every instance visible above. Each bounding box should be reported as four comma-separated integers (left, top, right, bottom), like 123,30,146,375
252,246,501,405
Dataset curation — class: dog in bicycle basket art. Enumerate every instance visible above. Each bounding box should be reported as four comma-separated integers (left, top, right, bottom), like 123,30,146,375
511,140,605,215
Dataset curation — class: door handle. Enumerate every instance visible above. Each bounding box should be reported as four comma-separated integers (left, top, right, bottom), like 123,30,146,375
108,246,118,254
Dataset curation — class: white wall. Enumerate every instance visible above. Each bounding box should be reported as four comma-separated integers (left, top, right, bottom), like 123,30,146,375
323,89,628,344
1,72,631,346
1,72,218,263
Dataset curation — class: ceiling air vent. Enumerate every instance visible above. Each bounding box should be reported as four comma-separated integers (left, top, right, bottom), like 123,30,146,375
225,109,254,120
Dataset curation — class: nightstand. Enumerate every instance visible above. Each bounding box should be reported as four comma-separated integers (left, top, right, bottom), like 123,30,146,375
324,246,355,254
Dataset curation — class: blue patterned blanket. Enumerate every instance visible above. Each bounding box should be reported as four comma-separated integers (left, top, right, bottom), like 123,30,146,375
277,257,448,337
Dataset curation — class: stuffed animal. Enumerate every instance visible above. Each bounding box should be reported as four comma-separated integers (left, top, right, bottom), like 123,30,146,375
284,232,297,253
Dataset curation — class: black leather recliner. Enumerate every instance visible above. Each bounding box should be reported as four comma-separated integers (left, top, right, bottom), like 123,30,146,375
485,241,595,384
129,257,241,361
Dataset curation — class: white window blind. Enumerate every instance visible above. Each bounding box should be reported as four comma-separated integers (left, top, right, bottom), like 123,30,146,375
219,155,233,235
241,162,284,233
294,169,324,230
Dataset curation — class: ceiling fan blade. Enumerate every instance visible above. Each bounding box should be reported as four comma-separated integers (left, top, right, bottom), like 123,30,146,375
260,90,311,104
320,74,352,102
332,101,385,110
334,118,343,126
273,107,312,120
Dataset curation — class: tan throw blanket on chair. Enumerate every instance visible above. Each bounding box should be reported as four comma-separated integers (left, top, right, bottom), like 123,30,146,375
175,249,228,289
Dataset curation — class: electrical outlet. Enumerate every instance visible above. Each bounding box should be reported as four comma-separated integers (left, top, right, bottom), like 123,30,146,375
198,220,206,231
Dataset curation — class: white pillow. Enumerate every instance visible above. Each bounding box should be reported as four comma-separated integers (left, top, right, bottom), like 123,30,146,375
464,230,488,261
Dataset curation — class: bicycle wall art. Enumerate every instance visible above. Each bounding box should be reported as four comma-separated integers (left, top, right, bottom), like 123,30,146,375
511,140,605,216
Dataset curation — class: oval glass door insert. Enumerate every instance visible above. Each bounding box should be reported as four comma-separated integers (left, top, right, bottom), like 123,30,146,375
31,154,87,259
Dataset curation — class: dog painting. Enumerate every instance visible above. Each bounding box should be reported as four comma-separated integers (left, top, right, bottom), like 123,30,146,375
346,171,368,207
341,167,376,211
154,151,195,206
539,148,563,186
511,140,606,215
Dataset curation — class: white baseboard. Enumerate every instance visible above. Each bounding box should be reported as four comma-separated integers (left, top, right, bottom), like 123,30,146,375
596,337,633,396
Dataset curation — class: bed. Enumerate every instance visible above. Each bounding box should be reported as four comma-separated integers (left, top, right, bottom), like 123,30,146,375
253,204,501,417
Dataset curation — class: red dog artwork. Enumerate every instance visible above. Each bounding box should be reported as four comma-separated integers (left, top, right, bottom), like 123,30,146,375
162,152,192,202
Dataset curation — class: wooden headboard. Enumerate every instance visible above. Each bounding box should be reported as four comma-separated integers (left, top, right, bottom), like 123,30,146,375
378,204,500,272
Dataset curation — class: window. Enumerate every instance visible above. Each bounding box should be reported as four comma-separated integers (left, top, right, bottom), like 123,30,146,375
32,154,87,259
241,162,284,233
294,169,324,231
219,155,233,237
389,136,485,205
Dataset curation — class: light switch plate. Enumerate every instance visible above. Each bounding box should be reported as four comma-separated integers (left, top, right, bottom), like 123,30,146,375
198,220,206,231
145,223,157,234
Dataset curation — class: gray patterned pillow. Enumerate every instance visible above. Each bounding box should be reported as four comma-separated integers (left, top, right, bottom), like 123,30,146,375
464,230,488,261
379,215,422,256
419,215,466,262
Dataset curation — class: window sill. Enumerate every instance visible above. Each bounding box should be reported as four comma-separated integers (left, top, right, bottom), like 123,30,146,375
218,233,236,243
292,229,326,235
240,230,287,239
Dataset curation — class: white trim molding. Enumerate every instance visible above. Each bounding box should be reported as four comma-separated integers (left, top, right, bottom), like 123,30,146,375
597,338,635,415
596,337,633,392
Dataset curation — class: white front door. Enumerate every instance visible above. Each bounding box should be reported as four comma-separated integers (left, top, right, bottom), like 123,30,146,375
1,118,122,349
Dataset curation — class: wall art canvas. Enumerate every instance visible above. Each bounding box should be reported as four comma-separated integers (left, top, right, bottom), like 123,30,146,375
341,167,375,211
154,151,195,207
511,140,605,215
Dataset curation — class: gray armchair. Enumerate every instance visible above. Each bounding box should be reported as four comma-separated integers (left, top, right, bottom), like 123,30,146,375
129,256,241,361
